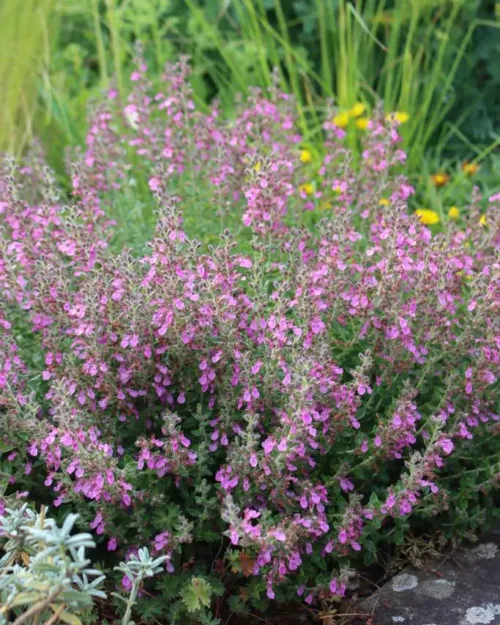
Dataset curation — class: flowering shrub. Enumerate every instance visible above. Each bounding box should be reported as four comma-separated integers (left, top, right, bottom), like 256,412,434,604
0,57,499,623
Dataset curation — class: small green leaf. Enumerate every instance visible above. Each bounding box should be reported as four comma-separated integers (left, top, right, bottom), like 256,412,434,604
0,441,15,454
181,577,212,613
11,592,42,607
57,609,83,625
227,594,246,614
111,591,130,604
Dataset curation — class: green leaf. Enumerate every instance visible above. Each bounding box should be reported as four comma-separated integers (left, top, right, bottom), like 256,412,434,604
24,580,52,592
199,611,221,625
206,576,224,597
227,594,246,614
60,590,92,607
0,441,15,454
111,591,129,604
181,577,213,613
11,592,42,607
57,610,83,625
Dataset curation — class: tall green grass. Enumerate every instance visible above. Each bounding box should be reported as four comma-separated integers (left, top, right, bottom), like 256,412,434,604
1,0,498,178
190,0,484,169
0,0,55,154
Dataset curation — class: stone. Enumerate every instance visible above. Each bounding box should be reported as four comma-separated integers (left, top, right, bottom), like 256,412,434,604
392,574,419,592
464,605,500,625
360,534,500,625
467,543,499,561
420,578,455,599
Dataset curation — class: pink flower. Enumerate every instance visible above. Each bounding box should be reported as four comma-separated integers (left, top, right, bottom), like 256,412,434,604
310,317,326,334
60,433,73,447
439,438,454,455
339,477,354,492
107,537,118,551
251,360,263,375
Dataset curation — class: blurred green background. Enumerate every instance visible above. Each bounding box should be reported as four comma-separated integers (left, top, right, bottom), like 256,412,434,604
1,0,499,195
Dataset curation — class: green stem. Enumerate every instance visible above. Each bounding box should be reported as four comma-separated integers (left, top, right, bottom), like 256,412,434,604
91,0,108,88
122,579,140,625
105,0,123,96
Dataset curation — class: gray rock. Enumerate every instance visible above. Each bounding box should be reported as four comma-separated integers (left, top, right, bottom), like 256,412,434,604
360,534,500,625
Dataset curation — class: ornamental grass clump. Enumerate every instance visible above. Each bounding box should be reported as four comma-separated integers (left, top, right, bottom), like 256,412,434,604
0,57,499,623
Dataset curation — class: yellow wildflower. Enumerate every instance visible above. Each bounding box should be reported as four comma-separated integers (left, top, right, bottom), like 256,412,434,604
356,117,370,130
462,161,479,176
415,209,440,225
386,111,409,124
319,200,332,210
395,111,410,124
253,162,262,172
349,102,366,118
332,112,350,128
300,149,312,164
479,215,487,227
448,206,460,220
378,198,390,206
431,172,450,187
299,182,314,195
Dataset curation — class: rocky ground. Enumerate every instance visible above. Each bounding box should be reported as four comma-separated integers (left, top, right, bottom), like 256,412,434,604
358,525,500,625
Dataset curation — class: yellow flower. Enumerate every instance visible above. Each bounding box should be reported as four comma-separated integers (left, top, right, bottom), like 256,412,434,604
299,182,314,195
431,172,450,187
356,117,370,130
462,161,479,176
386,111,409,124
395,111,410,124
349,102,366,118
300,149,312,164
378,197,390,206
319,200,332,210
332,112,350,128
448,206,460,220
253,162,262,172
415,209,440,225
479,215,487,227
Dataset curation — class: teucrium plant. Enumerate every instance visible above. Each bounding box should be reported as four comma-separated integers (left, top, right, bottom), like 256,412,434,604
0,54,498,623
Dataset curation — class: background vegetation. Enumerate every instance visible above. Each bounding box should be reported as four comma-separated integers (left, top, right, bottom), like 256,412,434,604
2,0,500,176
